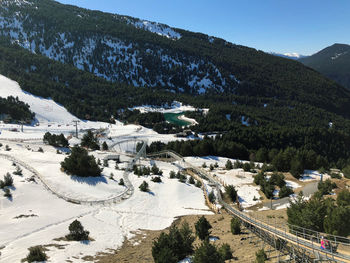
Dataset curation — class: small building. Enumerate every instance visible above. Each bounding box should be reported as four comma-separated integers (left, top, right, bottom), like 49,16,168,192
103,155,120,162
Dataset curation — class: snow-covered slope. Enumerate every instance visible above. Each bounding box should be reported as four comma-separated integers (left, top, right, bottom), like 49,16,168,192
0,0,239,94
0,143,212,262
0,75,77,123
127,18,181,40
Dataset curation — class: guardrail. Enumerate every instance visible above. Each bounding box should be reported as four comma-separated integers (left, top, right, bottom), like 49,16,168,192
147,150,350,262
0,140,147,206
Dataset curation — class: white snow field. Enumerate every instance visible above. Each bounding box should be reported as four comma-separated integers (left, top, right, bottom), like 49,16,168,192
184,156,263,208
0,74,194,145
0,143,212,262
129,101,199,114
0,75,77,124
300,170,331,181
0,74,213,262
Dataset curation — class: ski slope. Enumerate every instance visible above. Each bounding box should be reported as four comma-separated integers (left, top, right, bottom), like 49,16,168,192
0,75,78,123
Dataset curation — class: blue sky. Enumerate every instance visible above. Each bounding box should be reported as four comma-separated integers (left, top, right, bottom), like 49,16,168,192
56,0,350,55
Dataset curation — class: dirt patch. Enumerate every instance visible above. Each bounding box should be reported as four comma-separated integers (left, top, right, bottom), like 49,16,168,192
94,212,289,263
43,243,67,250
13,214,38,219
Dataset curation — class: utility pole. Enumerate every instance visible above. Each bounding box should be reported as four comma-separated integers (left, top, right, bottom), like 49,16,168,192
19,121,24,132
72,120,80,138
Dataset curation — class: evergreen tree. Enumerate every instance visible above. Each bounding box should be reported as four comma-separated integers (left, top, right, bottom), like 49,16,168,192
13,166,22,176
208,190,216,203
102,141,108,151
81,130,100,150
152,223,195,263
290,158,304,179
317,179,337,196
4,173,13,187
119,178,125,186
225,185,238,202
324,206,350,236
225,160,233,170
188,176,195,184
255,249,267,263
4,187,11,198
279,186,294,198
193,240,224,263
231,217,241,234
26,246,47,263
195,216,212,240
218,243,233,260
169,170,176,179
66,220,89,241
61,146,102,177
337,190,350,206
139,181,149,192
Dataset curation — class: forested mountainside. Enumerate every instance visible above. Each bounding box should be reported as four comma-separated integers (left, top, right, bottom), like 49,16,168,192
0,96,34,122
1,0,350,118
1,0,350,166
299,43,350,90
2,40,350,167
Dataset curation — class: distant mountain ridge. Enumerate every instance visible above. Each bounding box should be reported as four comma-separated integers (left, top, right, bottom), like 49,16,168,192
271,52,307,60
299,43,350,90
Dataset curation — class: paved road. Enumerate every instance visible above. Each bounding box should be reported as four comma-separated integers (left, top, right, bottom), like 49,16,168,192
265,181,319,209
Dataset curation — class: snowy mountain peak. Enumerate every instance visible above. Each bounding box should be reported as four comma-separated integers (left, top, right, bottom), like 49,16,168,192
283,52,303,58
271,52,307,60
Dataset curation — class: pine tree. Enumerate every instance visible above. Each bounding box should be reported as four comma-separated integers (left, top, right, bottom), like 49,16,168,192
139,181,149,192
4,173,13,187
119,178,125,186
193,240,224,263
66,220,89,241
225,160,233,170
218,243,233,260
13,166,22,176
61,146,102,177
225,185,237,203
188,176,195,184
231,217,241,234
102,141,108,151
208,190,216,203
26,246,47,263
195,216,212,240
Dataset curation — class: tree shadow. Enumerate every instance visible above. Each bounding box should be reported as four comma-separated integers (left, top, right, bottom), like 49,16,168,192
202,156,220,161
238,196,245,203
147,191,155,196
80,239,91,245
70,175,107,186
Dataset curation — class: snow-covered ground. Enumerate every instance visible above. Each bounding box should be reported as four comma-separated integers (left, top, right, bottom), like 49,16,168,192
129,101,200,114
0,143,212,262
0,75,77,124
184,156,263,208
0,74,214,262
300,170,331,182
0,75,196,146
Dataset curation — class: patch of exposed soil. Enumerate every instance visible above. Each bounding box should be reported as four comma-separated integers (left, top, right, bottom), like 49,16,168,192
94,211,289,263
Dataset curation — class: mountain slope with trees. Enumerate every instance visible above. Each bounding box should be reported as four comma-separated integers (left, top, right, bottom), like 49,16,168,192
0,1,350,168
299,43,350,90
1,0,350,118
